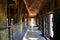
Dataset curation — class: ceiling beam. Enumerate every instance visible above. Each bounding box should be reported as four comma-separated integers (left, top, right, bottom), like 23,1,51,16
23,0,44,17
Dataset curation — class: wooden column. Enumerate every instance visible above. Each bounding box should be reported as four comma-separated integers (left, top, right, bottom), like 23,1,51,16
0,0,9,40
53,9,60,40
40,16,43,32
41,16,44,37
36,14,40,30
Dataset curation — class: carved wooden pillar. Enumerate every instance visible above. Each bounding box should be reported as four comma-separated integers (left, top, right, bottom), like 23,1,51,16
0,0,9,40
53,0,60,40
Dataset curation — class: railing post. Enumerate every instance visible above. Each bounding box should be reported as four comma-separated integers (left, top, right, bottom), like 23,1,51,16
10,18,14,40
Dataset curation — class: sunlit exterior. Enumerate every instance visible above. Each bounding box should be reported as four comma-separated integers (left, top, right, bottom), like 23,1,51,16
50,14,54,38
